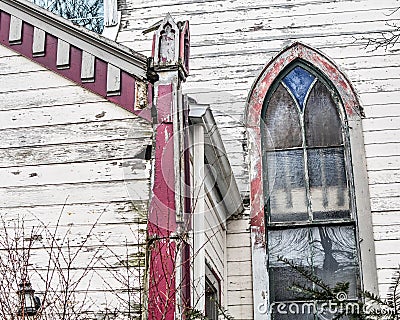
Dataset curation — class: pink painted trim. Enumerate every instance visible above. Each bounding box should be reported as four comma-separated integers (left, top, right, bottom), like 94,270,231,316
0,12,11,44
0,12,150,121
35,33,58,69
109,71,134,112
60,45,82,83
84,57,108,96
157,84,173,122
147,82,177,320
16,19,34,59
149,122,177,234
147,225,176,320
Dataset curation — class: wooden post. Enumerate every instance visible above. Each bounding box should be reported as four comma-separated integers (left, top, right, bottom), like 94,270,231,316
192,123,206,313
147,14,190,320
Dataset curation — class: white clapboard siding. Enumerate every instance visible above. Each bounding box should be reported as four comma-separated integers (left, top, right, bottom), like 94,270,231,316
0,45,151,316
0,101,143,129
21,243,145,267
370,184,400,200
0,138,151,168
0,44,19,57
364,129,400,145
376,254,400,269
0,201,148,227
226,217,253,318
204,196,226,303
0,85,104,111
370,197,400,212
0,180,150,207
375,240,400,254
28,268,145,292
0,55,46,74
0,158,150,187
374,226,400,241
0,119,151,148
188,51,400,74
1,222,146,249
372,211,400,226
119,0,398,37
0,70,73,93
364,104,400,119
365,143,400,158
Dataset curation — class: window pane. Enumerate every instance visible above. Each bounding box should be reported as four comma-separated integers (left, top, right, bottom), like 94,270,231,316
313,226,359,299
268,226,359,303
205,280,218,320
265,150,308,222
282,66,316,110
307,148,350,220
268,228,313,301
305,81,343,147
264,84,302,150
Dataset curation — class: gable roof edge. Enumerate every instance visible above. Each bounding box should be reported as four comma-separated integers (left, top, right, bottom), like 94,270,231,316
0,0,147,79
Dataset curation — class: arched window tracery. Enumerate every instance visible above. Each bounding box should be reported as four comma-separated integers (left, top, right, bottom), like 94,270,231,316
245,43,378,320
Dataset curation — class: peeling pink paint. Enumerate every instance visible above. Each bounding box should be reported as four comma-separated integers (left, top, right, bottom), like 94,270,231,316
35,33,58,69
148,79,177,320
157,84,173,122
147,226,176,320
15,21,34,59
147,16,191,319
0,12,11,44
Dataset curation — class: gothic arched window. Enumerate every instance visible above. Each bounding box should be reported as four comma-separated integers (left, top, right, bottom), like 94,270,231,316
245,43,378,320
262,62,359,317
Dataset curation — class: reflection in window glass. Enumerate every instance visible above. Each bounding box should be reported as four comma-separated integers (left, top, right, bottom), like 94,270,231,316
263,66,350,222
264,84,302,150
28,0,104,33
305,81,343,147
266,150,308,222
205,267,220,320
268,226,359,302
307,148,350,220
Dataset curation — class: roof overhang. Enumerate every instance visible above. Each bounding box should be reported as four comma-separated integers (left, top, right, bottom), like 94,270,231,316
189,104,244,218
0,0,147,79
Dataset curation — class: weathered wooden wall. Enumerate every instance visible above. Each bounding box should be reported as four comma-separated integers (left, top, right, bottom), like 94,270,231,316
117,0,400,315
226,215,252,319
204,195,227,306
0,43,152,316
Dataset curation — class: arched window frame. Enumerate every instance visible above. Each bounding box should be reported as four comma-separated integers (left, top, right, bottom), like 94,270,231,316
245,42,378,319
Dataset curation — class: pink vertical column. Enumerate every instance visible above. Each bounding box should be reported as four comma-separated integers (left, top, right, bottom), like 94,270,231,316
147,14,190,320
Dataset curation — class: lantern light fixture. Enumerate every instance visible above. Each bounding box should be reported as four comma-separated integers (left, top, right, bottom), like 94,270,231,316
17,280,41,317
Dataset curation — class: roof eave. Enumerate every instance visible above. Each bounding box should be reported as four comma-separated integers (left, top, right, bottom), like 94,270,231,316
0,0,148,80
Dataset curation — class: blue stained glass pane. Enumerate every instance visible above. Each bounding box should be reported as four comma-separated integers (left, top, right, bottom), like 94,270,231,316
282,66,315,110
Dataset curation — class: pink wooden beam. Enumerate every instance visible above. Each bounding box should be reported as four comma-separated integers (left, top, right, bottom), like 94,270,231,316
147,14,190,320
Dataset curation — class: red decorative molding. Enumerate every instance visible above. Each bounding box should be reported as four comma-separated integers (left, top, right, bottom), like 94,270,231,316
0,9,151,121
